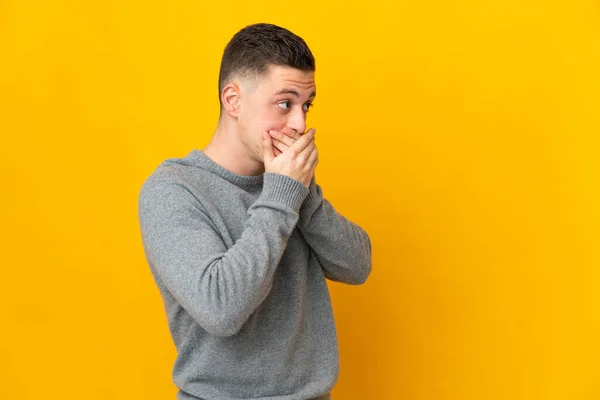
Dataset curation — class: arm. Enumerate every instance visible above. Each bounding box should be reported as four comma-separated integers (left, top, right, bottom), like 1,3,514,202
138,172,308,337
297,177,372,285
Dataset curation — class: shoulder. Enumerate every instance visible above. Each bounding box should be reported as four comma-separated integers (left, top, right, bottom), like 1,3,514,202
140,162,187,198
138,159,214,217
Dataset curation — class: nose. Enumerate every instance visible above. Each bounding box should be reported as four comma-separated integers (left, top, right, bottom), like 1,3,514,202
286,107,306,135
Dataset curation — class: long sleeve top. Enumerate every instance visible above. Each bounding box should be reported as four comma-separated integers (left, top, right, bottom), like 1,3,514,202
137,149,372,400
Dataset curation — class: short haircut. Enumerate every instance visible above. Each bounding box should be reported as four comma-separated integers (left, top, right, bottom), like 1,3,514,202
218,23,316,106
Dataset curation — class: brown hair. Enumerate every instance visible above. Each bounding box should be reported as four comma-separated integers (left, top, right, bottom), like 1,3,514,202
218,23,315,106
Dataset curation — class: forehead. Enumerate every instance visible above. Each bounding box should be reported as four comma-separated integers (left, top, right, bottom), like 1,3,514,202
259,65,316,95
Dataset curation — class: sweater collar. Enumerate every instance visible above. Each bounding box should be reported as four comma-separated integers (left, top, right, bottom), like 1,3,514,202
181,149,265,188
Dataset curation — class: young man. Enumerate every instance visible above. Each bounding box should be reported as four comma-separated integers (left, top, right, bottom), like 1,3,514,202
138,23,372,400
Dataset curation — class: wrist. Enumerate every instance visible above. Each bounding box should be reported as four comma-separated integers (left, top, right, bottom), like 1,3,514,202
261,172,310,211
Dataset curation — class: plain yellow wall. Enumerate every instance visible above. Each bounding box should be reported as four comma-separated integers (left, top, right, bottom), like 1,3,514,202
2,0,599,399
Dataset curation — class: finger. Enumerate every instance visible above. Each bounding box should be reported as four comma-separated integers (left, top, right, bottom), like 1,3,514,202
262,132,275,163
272,138,288,154
307,148,319,178
307,146,319,167
282,126,302,140
290,128,316,155
269,129,296,148
298,139,315,158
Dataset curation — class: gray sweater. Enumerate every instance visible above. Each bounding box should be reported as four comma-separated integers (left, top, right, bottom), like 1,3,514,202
137,149,372,400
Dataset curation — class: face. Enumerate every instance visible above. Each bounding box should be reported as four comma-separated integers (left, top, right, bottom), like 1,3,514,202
236,65,316,161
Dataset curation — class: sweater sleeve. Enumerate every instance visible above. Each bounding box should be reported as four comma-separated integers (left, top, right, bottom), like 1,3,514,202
138,172,309,337
298,178,372,285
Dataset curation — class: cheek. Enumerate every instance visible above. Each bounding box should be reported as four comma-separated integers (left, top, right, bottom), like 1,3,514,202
242,103,285,135
239,109,262,139
261,108,286,132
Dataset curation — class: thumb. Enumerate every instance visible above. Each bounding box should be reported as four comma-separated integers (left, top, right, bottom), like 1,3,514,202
262,132,275,164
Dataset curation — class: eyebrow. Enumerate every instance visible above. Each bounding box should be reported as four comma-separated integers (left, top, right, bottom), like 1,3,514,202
274,89,316,98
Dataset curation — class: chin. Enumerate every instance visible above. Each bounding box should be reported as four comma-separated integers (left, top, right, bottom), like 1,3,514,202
252,147,264,162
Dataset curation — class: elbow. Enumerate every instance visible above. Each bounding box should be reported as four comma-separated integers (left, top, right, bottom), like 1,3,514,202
349,260,372,285
202,317,244,338
348,235,372,285
205,327,242,338
348,240,372,284
325,243,372,285
197,307,247,337
357,234,373,284
328,258,371,285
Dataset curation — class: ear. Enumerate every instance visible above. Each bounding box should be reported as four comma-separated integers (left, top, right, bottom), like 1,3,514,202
221,82,241,118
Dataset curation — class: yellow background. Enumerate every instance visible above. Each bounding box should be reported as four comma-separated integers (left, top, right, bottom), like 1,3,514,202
2,0,599,399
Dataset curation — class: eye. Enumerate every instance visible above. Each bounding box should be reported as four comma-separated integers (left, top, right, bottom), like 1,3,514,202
277,101,291,110
303,102,313,112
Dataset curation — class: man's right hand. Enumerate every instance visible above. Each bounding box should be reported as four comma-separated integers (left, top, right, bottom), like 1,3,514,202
262,128,318,189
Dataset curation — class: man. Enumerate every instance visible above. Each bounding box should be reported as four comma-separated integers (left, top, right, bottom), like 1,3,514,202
138,23,372,400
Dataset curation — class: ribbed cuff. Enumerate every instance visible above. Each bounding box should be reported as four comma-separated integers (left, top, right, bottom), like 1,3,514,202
302,177,321,209
261,173,309,211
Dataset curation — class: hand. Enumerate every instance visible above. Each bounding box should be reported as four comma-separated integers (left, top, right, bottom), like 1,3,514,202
268,127,303,156
262,128,318,188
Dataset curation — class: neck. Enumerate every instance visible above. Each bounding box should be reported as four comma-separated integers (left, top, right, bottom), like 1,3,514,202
202,117,265,176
